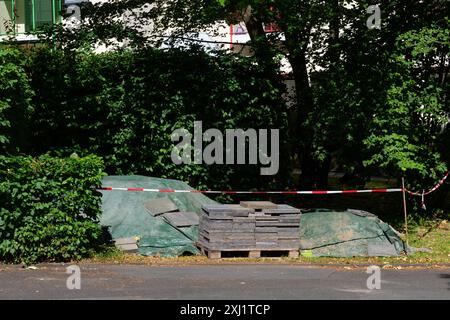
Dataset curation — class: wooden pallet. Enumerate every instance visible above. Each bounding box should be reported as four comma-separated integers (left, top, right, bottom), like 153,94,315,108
197,242,299,259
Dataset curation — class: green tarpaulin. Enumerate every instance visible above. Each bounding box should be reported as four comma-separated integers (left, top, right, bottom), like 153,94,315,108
299,209,409,257
99,175,217,256
100,176,413,257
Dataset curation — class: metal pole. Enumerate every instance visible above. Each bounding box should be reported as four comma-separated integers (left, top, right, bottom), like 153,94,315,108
51,0,56,50
59,0,62,23
52,0,56,24
11,0,15,35
402,177,409,247
31,0,36,31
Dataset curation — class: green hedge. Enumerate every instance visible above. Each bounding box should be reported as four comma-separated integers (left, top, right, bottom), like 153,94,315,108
26,47,290,192
0,47,33,153
0,154,105,264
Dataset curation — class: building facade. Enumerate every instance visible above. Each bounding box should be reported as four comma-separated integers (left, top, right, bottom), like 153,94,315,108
0,1,64,39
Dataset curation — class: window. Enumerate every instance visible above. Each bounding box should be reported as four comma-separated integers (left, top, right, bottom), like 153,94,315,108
0,0,61,35
33,0,53,29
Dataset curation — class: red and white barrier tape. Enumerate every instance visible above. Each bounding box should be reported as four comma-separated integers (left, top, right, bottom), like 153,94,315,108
98,187,403,194
405,171,449,196
97,172,448,197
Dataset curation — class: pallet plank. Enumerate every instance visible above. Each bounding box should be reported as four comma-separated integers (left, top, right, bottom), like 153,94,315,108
197,242,300,259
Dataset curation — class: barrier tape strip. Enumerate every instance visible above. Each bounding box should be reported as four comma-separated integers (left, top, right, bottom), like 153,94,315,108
405,171,449,196
98,172,448,196
98,187,403,194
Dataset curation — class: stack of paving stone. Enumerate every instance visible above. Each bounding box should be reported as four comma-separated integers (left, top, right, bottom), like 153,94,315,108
114,236,140,253
144,197,199,228
198,201,301,259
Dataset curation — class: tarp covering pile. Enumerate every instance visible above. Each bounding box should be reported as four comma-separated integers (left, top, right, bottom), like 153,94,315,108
299,209,409,257
100,176,412,257
99,175,217,256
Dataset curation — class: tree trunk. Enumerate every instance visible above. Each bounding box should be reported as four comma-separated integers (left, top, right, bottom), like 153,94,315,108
290,49,317,189
242,5,322,189
242,5,293,187
241,6,276,70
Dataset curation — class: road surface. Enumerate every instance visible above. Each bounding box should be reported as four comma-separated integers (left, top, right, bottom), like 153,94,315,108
0,264,448,300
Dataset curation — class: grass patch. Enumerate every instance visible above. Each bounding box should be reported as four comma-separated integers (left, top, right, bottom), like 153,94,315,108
89,245,123,260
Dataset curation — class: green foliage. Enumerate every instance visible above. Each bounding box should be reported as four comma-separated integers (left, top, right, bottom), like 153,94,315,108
2,0,448,208
46,0,449,193
27,46,288,192
364,22,449,184
0,47,34,153
0,154,106,264
305,2,449,191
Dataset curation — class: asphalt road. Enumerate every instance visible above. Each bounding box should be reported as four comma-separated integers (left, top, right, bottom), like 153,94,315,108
0,264,449,300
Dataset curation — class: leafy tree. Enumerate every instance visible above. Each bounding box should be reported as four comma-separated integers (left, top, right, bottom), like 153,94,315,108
42,0,449,192
310,1,449,186
364,21,449,184
50,0,346,187
56,0,447,187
